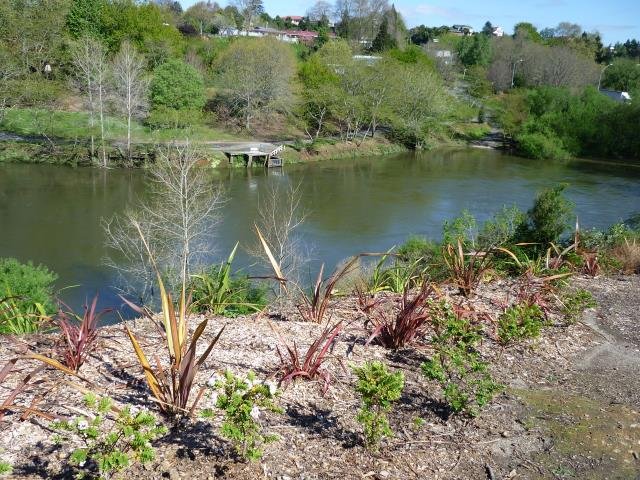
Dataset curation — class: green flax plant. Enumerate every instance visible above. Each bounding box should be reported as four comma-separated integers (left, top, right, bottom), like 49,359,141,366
121,222,225,416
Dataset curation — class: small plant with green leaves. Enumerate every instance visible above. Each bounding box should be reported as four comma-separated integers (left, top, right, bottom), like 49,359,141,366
352,361,404,451
205,370,281,461
422,303,501,416
498,302,547,345
560,289,597,324
0,459,11,477
51,394,167,479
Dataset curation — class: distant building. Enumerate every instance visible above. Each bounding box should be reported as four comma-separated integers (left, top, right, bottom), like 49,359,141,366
599,89,632,103
450,25,474,36
492,26,504,37
283,15,304,26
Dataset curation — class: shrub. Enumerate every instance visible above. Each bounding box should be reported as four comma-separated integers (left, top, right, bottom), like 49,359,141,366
516,131,570,160
191,245,267,317
0,258,57,314
205,370,281,461
561,289,596,324
352,361,404,451
397,236,446,279
498,303,546,345
517,184,575,246
149,59,205,112
145,106,203,129
422,303,501,416
52,394,167,478
0,258,57,334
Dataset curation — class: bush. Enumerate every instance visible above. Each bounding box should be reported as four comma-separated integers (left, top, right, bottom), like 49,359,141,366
149,59,205,112
516,131,570,160
52,394,167,478
145,106,203,129
421,302,501,416
353,361,404,451
0,258,57,333
517,184,575,246
498,303,546,345
205,370,281,461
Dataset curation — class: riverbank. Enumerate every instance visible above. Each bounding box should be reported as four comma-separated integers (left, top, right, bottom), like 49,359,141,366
1,274,639,479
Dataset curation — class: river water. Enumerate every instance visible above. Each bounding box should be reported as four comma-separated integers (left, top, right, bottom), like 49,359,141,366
1,148,639,315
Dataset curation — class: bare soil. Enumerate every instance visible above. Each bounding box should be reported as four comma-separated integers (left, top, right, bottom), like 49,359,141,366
1,275,639,479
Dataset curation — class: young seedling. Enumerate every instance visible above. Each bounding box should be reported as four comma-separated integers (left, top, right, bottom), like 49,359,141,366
352,361,404,451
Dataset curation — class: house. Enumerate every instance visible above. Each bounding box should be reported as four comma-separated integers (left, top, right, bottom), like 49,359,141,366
283,15,304,26
450,25,474,36
492,26,504,37
599,89,632,103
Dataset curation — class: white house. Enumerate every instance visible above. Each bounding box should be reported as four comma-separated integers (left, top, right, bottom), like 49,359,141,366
492,26,504,37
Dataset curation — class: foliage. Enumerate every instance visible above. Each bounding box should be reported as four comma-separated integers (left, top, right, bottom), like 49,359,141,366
421,303,501,416
371,16,396,52
560,289,596,324
443,210,478,247
0,295,49,335
56,295,109,372
0,258,57,316
191,269,267,318
0,460,11,476
271,319,343,393
477,205,527,249
122,224,225,416
215,37,295,130
205,370,281,461
498,302,546,345
601,58,640,92
150,59,205,112
352,361,404,450
516,131,570,160
517,184,574,246
365,282,434,349
456,34,492,67
442,240,494,296
145,106,203,129
52,393,167,479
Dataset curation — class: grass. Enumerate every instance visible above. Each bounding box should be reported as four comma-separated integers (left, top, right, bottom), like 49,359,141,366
1,108,247,144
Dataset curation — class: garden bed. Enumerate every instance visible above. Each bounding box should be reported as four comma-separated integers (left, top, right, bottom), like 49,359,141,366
1,275,639,479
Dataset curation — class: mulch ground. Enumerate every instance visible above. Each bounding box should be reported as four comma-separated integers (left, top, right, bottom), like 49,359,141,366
2,275,637,479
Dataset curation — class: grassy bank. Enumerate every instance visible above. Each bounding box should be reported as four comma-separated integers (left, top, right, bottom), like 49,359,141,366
1,108,247,143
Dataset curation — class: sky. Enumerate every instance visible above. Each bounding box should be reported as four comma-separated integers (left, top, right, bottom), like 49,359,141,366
183,0,640,44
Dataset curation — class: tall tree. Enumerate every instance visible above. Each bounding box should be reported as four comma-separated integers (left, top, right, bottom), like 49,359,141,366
371,16,396,52
70,35,109,165
482,21,493,36
66,0,105,38
233,0,263,30
112,41,148,162
216,37,295,130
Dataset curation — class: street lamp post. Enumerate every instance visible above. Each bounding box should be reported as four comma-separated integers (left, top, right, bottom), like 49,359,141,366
511,59,523,88
598,63,613,91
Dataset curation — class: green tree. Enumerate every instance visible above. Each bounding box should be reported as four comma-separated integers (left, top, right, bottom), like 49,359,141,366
481,21,493,36
602,58,640,92
150,59,205,111
371,16,396,52
216,37,295,130
513,22,542,43
456,34,492,67
66,0,105,38
518,184,575,245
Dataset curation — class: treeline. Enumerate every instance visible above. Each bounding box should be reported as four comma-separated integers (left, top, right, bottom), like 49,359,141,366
0,0,475,167
406,19,639,161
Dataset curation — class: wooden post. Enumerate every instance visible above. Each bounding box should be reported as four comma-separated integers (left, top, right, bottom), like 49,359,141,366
247,154,253,168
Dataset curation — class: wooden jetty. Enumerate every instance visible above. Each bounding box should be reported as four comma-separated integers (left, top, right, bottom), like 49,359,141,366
222,143,284,168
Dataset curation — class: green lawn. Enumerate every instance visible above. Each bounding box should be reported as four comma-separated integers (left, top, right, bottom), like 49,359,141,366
1,108,248,143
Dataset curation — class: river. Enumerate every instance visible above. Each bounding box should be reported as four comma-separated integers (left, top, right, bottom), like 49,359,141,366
1,148,639,315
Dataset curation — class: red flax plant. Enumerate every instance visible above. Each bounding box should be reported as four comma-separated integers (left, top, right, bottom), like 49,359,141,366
365,281,435,350
122,222,225,416
57,295,110,372
270,319,344,393
443,240,494,296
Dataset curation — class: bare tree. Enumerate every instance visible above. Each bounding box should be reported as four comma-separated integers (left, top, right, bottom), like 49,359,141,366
307,1,333,22
104,142,225,299
112,41,149,163
0,50,19,124
232,0,263,31
70,36,109,166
